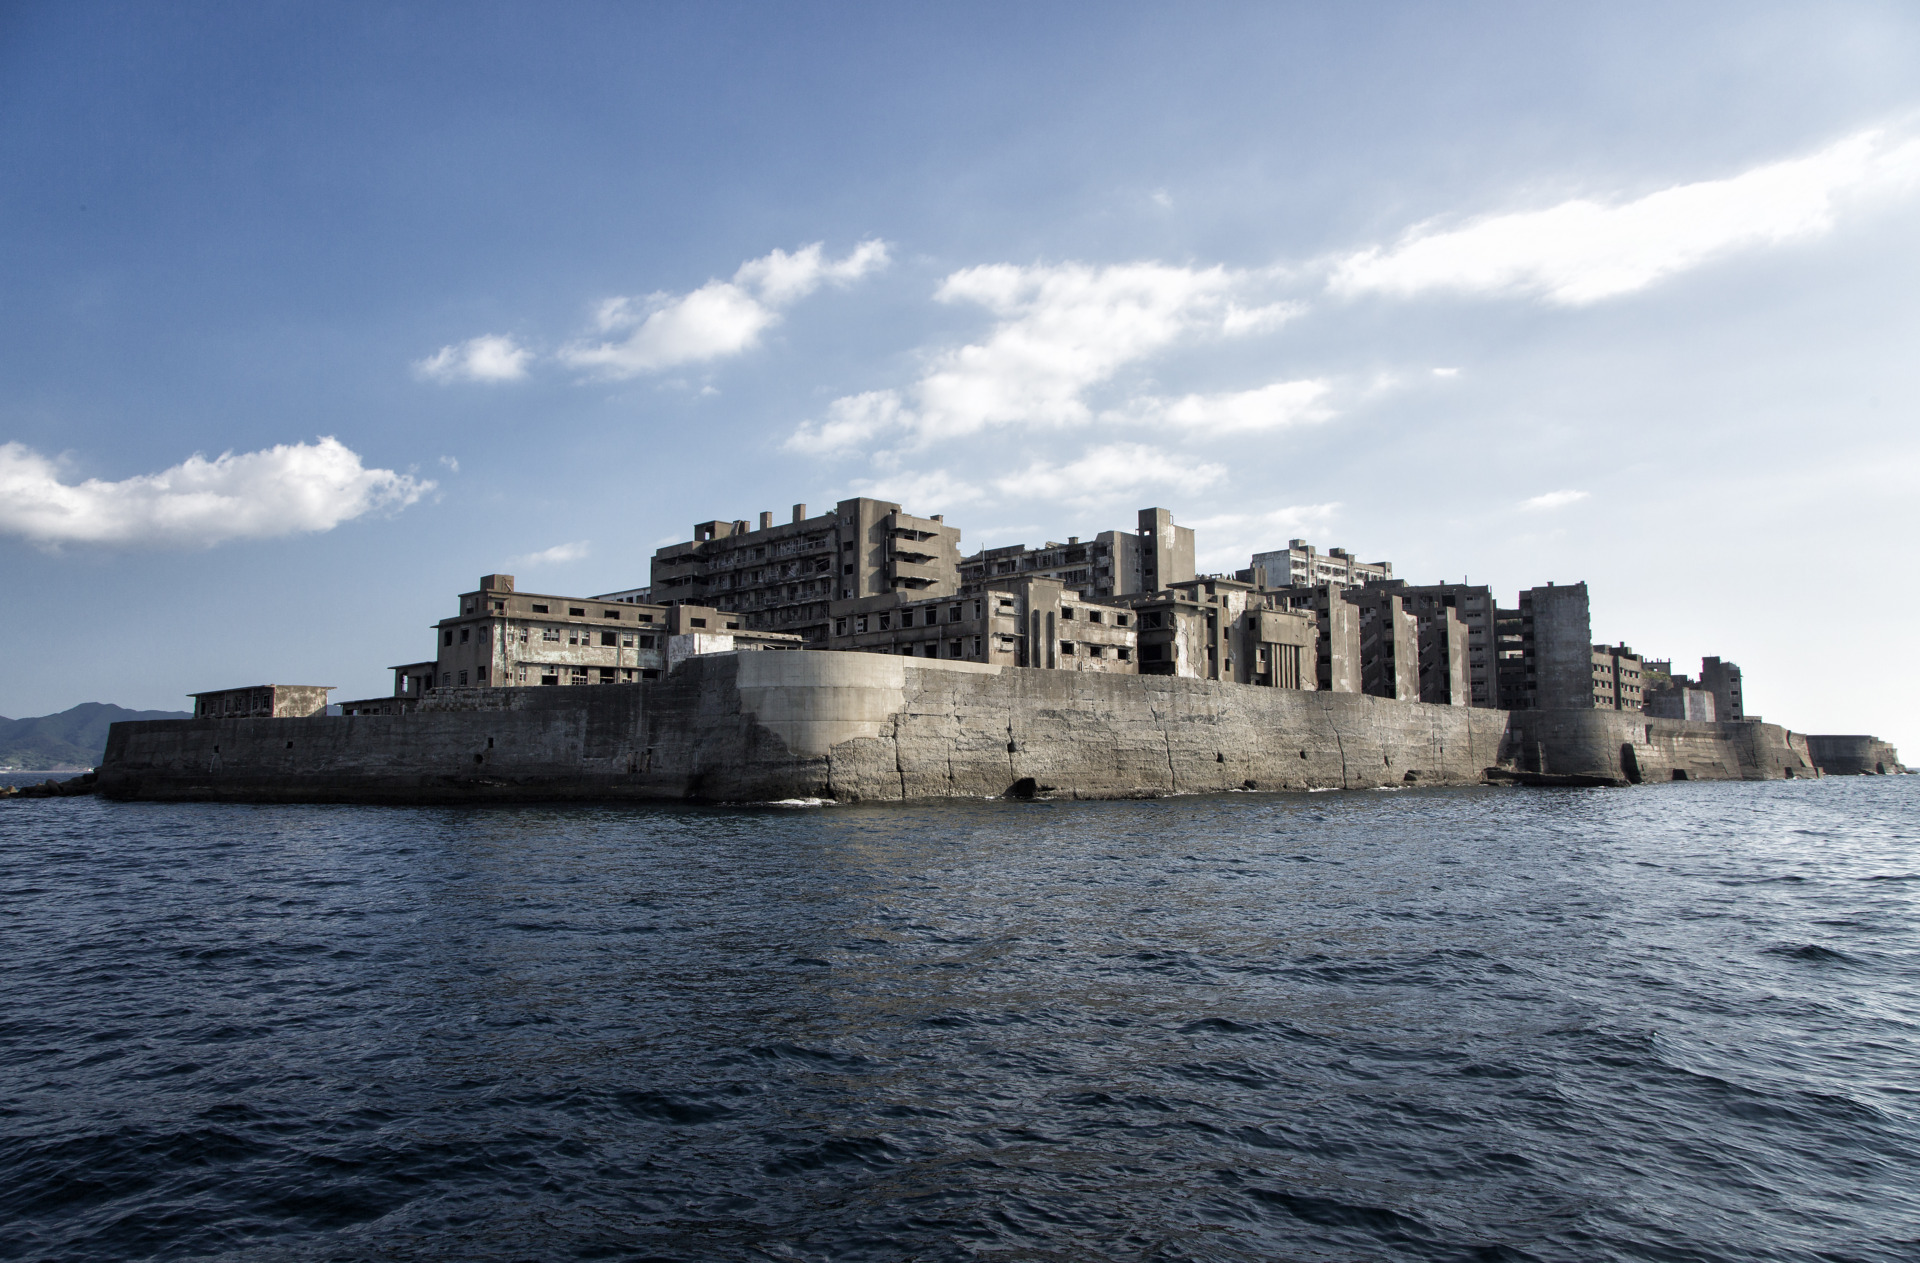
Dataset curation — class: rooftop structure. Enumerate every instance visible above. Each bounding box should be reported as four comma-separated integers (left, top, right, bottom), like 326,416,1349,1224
959,507,1195,600
1249,539,1392,588
190,684,333,719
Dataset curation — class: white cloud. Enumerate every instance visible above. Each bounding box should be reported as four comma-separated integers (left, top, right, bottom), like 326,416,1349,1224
1432,366,1460,378
785,390,910,454
850,443,1227,517
989,443,1227,510
562,241,889,378
511,540,590,566
847,467,985,510
1331,128,1920,306
1520,489,1590,511
790,261,1301,453
1121,379,1334,434
1186,503,1343,572
415,334,531,383
0,437,432,548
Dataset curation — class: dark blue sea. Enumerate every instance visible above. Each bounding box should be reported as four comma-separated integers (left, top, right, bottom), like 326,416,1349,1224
2,775,1917,1262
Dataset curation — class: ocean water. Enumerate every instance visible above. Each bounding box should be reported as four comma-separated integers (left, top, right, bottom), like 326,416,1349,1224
2,777,1916,1262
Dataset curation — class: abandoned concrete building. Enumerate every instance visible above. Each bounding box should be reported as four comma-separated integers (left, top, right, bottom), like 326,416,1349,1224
831,575,1141,672
191,684,333,719
1701,656,1748,721
272,490,1742,724
1120,578,1319,689
958,508,1197,600
1248,539,1393,588
1591,643,1646,711
363,575,802,707
1642,657,1746,723
651,499,962,645
1494,583,1601,712
1365,583,1496,707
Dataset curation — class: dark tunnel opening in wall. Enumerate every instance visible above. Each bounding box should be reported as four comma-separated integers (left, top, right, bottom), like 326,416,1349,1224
1620,744,1642,784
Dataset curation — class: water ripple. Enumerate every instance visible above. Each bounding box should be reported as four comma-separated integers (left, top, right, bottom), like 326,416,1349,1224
1,777,1917,1260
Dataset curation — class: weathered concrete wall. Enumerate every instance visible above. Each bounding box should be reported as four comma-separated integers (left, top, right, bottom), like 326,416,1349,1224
99,650,1818,805
1806,735,1906,775
1505,709,1820,784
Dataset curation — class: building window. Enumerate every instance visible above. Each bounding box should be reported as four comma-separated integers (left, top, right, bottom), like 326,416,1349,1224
571,667,587,684
604,610,620,619
1118,647,1131,661
601,631,617,646
691,618,707,628
901,610,915,627
834,619,847,635
855,616,868,633
599,668,615,683
949,604,962,622
443,630,453,646
458,670,468,685
569,607,586,617
543,628,561,642
541,672,559,686
1060,641,1075,655
1116,614,1129,626
1061,607,1074,620
531,603,549,613
1088,610,1102,623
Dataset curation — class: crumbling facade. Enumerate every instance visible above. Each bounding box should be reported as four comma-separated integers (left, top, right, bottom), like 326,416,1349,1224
652,499,962,645
191,685,332,719
186,490,1747,730
959,507,1196,600
1248,539,1393,588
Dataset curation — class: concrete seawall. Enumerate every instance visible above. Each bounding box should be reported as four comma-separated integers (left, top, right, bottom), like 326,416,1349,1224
97,650,1818,804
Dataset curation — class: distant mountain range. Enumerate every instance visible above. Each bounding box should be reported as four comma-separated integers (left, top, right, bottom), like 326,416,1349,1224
0,704,191,771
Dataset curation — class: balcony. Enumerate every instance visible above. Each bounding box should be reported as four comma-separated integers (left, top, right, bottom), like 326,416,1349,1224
889,557,947,588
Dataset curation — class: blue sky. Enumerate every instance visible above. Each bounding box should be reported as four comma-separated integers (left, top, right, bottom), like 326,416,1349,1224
3,2,1917,749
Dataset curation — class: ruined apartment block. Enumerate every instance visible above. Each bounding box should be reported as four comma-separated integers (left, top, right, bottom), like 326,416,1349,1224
959,508,1197,600
652,499,962,645
1248,539,1393,588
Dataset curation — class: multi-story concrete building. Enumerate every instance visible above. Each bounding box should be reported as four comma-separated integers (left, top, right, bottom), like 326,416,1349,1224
1591,643,1645,711
1701,656,1747,721
1350,586,1420,702
1364,583,1496,707
830,575,1139,671
652,498,963,645
1248,539,1393,588
1495,582,1594,711
1273,582,1363,694
958,507,1195,600
422,574,799,692
1121,577,1319,688
1644,683,1716,720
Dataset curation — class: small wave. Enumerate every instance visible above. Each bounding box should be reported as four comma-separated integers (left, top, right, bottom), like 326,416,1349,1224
1765,943,1857,964
765,797,835,808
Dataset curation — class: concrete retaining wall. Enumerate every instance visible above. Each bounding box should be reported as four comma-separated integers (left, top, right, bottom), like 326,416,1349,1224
1806,734,1907,776
97,649,1816,804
